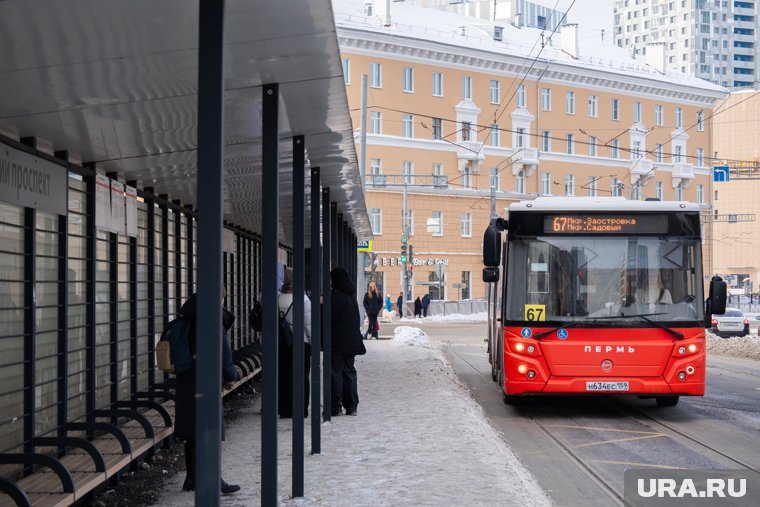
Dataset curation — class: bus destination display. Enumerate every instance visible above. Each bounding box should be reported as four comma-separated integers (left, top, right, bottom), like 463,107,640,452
544,214,668,234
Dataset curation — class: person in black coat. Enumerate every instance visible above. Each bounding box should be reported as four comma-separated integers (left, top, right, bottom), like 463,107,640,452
396,292,404,318
175,290,240,494
330,267,364,416
362,281,383,340
414,297,422,318
422,293,431,317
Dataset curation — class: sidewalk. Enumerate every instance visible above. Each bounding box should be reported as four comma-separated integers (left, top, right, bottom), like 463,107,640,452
155,327,551,506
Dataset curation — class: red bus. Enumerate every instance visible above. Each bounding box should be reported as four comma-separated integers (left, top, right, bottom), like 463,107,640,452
482,197,727,407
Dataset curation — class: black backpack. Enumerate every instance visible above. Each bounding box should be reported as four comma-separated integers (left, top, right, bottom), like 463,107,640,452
279,302,294,347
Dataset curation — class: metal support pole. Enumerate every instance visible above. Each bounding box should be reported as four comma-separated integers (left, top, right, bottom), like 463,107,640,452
310,168,322,452
402,182,408,312
337,213,344,268
195,0,225,504
331,203,338,267
260,82,280,506
292,136,305,497
23,208,36,470
322,191,332,421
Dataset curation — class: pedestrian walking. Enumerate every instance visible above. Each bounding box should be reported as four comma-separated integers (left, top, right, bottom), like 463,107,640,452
278,268,312,418
384,294,392,313
175,289,241,494
363,282,383,340
330,267,364,416
414,297,422,318
422,293,431,317
397,292,404,319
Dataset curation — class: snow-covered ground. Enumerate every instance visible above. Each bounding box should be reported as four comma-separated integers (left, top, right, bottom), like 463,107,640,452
706,331,760,361
390,312,488,324
155,326,550,506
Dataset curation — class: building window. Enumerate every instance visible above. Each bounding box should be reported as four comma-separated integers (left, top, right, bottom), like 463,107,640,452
656,144,663,163
370,158,382,174
342,58,350,85
515,128,525,148
655,104,663,126
490,80,500,104
431,211,443,236
541,172,551,195
632,183,641,201
697,184,704,203
611,139,620,159
461,121,471,142
588,176,598,196
403,67,414,92
589,136,597,156
370,111,382,134
674,145,683,163
542,131,551,152
675,107,683,128
517,84,526,107
612,98,620,120
632,140,642,159
370,62,382,88
432,118,443,140
675,182,683,201
611,177,622,197
516,170,526,193
697,147,704,167
403,160,414,185
697,110,704,131
634,101,642,122
542,88,551,111
461,213,472,237
403,210,414,236
460,271,471,300
369,208,382,234
656,181,663,200
565,174,575,196
432,72,443,96
462,166,472,189
490,167,500,191
489,124,499,147
402,114,414,138
566,91,575,114
462,76,472,99
588,95,597,117
433,163,443,177
566,133,574,154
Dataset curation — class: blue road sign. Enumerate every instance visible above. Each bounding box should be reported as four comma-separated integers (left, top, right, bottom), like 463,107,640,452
557,328,569,340
521,327,532,338
714,166,730,182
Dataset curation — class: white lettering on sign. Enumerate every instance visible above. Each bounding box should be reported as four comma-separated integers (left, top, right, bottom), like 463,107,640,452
0,144,67,215
381,257,449,266
583,345,636,353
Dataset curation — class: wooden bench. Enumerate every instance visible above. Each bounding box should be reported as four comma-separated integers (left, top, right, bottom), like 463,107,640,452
0,359,261,507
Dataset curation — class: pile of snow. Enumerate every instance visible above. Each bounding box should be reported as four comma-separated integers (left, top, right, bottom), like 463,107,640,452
706,331,760,361
397,312,488,324
392,325,433,349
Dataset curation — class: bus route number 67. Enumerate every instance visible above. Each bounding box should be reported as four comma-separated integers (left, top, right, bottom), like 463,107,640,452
524,304,546,322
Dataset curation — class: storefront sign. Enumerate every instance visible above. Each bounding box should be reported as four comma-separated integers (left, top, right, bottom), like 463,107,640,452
380,257,449,267
0,144,67,215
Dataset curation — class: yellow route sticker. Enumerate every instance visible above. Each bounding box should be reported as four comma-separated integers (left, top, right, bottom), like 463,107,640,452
524,304,546,322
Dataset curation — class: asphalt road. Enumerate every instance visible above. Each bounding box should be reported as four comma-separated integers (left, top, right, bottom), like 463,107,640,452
398,321,760,507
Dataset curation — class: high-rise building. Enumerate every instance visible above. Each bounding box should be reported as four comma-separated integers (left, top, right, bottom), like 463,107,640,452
614,0,757,88
405,0,568,30
337,0,725,302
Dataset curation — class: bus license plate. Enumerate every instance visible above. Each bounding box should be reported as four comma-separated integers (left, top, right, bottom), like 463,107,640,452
586,381,629,391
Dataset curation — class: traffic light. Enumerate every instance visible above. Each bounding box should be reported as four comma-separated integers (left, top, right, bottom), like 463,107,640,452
408,244,414,265
401,243,408,263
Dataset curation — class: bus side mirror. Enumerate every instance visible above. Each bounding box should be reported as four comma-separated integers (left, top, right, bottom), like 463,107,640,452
483,218,504,267
705,276,727,327
483,267,499,283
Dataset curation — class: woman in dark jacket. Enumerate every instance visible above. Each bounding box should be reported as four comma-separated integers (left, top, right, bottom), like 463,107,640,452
362,281,383,340
414,297,422,318
175,291,240,494
330,267,364,416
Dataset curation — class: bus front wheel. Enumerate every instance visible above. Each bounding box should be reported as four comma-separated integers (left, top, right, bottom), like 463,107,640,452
655,396,679,407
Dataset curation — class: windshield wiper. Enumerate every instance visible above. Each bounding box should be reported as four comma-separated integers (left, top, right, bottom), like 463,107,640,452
534,321,583,340
587,313,684,339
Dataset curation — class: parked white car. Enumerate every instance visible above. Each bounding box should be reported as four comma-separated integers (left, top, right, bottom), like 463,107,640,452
711,308,749,338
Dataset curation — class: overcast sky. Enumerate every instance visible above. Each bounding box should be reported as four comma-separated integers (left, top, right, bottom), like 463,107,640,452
555,0,615,35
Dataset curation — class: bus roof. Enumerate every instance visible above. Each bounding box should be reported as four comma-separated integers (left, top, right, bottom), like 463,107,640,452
508,197,701,213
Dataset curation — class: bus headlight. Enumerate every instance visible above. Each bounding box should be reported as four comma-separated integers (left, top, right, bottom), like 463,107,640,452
688,344,697,353
517,364,528,375
514,342,525,352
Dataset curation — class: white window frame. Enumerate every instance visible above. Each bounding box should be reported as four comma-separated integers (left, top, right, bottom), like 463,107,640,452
566,133,574,154
612,98,620,120
542,131,551,152
515,128,525,148
462,166,472,189
634,101,642,123
370,111,382,134
589,136,597,156
697,110,704,131
565,174,575,196
655,144,663,163
490,168,500,191
696,147,704,167
588,176,598,196
489,124,500,147
516,84,526,107
611,139,620,159
432,118,443,140
370,158,382,174
402,114,414,138
403,67,414,93
675,107,683,128
431,211,443,237
674,145,683,163
369,207,382,234
655,104,663,126
675,182,683,201
541,172,551,195
697,184,704,203
516,170,526,193
404,210,415,236
611,177,622,197
566,91,575,114
588,95,597,117
489,80,500,104
370,62,382,88
403,160,414,185
342,58,350,85
656,181,663,200
542,88,551,111
460,213,472,237
462,76,472,99
432,72,443,97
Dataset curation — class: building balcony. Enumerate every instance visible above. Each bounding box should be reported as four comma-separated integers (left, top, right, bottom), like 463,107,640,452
733,45,755,56
733,32,756,43
734,7,756,17
630,158,654,186
370,174,388,188
511,147,539,176
672,162,695,189
734,19,755,30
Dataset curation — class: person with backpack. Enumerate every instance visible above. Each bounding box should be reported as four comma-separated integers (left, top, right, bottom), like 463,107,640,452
330,267,364,416
362,282,383,340
175,289,240,494
277,267,312,418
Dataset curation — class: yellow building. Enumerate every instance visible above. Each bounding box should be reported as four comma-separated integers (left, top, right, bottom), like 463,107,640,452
711,90,760,292
335,0,726,303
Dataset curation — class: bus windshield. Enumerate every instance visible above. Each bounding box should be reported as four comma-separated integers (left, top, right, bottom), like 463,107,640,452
505,236,704,324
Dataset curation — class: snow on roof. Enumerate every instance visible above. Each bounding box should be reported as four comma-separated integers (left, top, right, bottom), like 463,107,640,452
333,0,726,96
508,196,701,212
